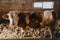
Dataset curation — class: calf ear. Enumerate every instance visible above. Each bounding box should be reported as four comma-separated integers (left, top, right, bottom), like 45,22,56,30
2,14,9,20
40,11,44,18
50,10,54,12
16,11,20,14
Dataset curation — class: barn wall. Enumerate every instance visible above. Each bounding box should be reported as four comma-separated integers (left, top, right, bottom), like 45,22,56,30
54,0,60,19
0,0,60,18
0,0,33,11
0,0,60,11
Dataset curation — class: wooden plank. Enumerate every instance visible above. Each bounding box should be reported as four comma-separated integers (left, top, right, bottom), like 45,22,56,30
0,5,22,11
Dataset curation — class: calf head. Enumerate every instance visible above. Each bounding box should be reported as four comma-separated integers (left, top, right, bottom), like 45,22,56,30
2,11,20,28
40,10,54,27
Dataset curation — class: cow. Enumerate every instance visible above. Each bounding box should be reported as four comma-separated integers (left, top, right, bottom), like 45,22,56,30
2,11,20,28
29,11,42,28
40,10,55,27
18,12,27,29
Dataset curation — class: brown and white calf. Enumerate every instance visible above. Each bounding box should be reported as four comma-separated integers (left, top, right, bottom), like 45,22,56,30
40,10,54,27
2,11,20,28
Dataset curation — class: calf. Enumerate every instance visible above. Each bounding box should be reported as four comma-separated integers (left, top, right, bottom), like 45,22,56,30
18,12,27,29
40,10,54,27
2,11,20,28
29,12,42,28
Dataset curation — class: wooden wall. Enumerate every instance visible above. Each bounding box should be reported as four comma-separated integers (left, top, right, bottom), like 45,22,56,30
54,0,60,19
0,0,60,11
0,0,60,18
0,0,33,11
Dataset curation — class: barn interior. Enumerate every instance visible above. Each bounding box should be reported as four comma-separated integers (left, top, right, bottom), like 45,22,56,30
0,0,60,39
